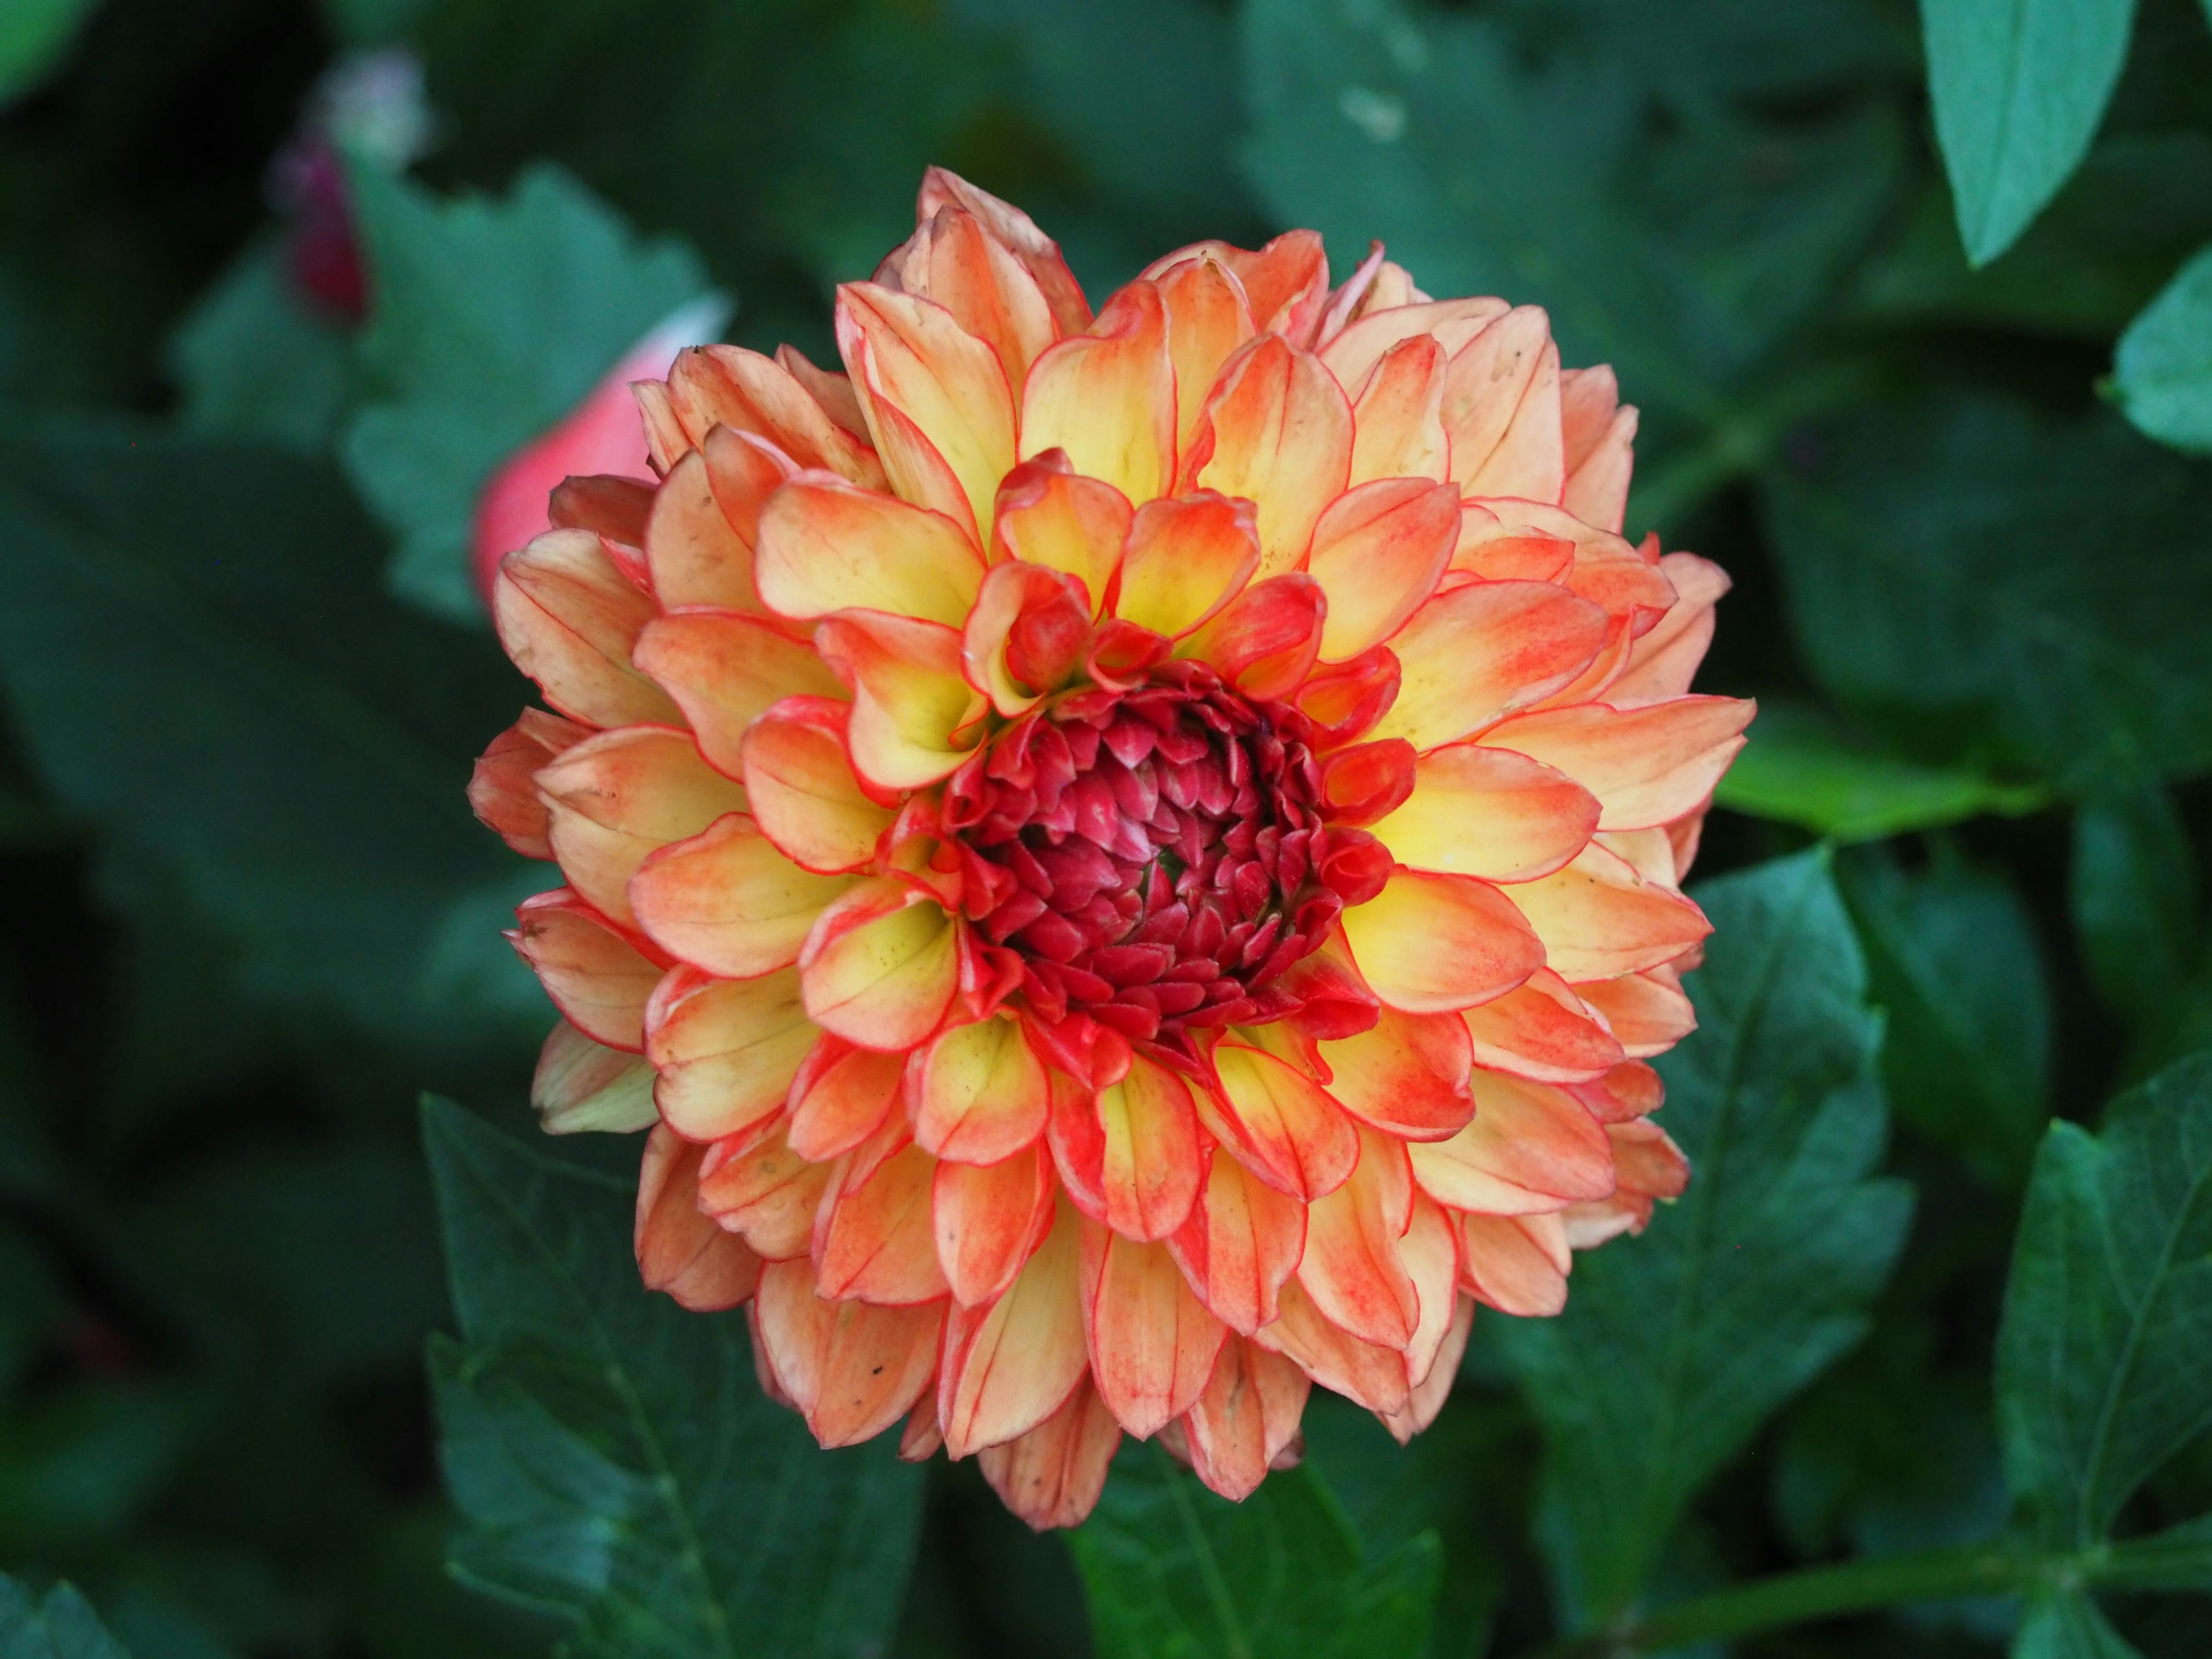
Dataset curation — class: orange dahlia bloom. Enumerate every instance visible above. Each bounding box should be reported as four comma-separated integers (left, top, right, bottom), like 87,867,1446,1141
471,169,1748,1529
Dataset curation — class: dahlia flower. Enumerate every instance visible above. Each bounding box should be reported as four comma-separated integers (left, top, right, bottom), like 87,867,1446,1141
472,169,1748,1528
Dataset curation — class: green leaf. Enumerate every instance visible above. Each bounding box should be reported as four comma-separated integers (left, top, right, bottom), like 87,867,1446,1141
2115,240,2212,454
1997,1051,2212,1547
1070,1443,1442,1659
0,1576,132,1659
1839,844,2051,1184
422,1099,923,1658
1760,396,2212,792
2071,785,2202,1018
0,0,96,108
1494,849,1913,1625
341,162,719,621
0,421,537,1054
1719,702,2049,842
1922,0,2137,266
167,240,360,457
2013,1590,2144,1659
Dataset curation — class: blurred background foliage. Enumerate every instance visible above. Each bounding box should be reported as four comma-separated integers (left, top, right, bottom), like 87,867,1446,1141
0,0,2210,1655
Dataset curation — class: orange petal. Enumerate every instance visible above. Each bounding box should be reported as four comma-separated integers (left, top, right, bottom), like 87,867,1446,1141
1608,553,1731,703
1047,1052,1204,1242
962,559,1093,716
1297,1128,1419,1349
991,454,1130,606
1460,968,1623,1084
753,1257,943,1446
697,1122,832,1260
934,1142,1054,1306
1481,697,1753,832
1315,1003,1475,1141
644,964,815,1142
1458,1210,1571,1316
1081,1224,1228,1439
1115,491,1262,638
813,1138,949,1305
1575,1059,1665,1125
493,529,677,727
1453,505,1575,584
1157,254,1256,458
538,726,748,927
1184,335,1352,576
1370,743,1599,884
1253,1278,1410,1416
1560,366,1637,535
1610,1118,1691,1200
1346,336,1449,486
940,1198,1088,1457
1318,295,1509,393
508,888,665,1050
1380,1290,1473,1444
755,472,984,627
629,813,856,978
1407,1072,1615,1214
977,1375,1122,1531
918,167,1092,339
1201,1044,1360,1201
642,431,794,616
1306,479,1457,661
878,203,1058,396
1340,868,1544,1015
1020,280,1174,505
775,343,871,438
741,698,894,874
838,281,1017,541
1397,1193,1462,1389
1369,581,1609,752
1179,1335,1311,1501
1179,573,1324,701
470,708,589,860
910,1014,1050,1163
787,1036,905,1161
633,608,847,780
1506,842,1712,980
799,879,961,1051
1443,306,1563,501
663,344,886,486
1575,965,1696,1058
636,1125,764,1311
533,1018,658,1134
1166,1148,1306,1335
811,611,987,791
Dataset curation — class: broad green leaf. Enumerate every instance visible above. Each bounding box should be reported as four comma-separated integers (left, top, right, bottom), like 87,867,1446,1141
0,1576,131,1659
1719,702,2048,842
1494,849,1912,1624
1922,0,2137,266
1071,1443,1442,1659
2071,785,2201,1017
2013,1591,2143,1659
1997,1052,2212,1545
1839,845,2050,1184
0,423,534,1054
342,163,717,620
167,240,360,457
1760,397,2212,792
2114,241,2212,454
0,0,96,107
423,1099,923,1658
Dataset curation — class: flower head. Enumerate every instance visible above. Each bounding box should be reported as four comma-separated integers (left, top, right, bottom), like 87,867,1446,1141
474,169,1749,1528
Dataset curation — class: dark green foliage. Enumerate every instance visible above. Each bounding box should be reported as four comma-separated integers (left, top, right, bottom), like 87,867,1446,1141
0,1576,132,1659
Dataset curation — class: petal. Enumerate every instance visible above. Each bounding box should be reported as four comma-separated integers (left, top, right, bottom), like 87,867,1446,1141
1315,1003,1476,1141
636,1125,763,1310
1297,1128,1419,1350
1507,842,1712,981
812,611,988,791
1115,491,1262,638
1305,478,1457,661
813,1138,949,1304
1609,1118,1691,1200
1020,280,1174,505
642,431,795,616
838,281,1018,541
878,203,1058,397
494,529,678,727
1479,697,1752,832
1369,581,1609,752
1179,1336,1310,1502
910,1014,1051,1164
1370,743,1599,884
469,708,589,859
935,1142,1054,1306
1575,965,1696,1058
1398,1193,1462,1388
775,343,871,437
1047,1052,1204,1242
533,1019,659,1134
1443,306,1563,501
538,726,748,927
1607,553,1731,703
664,344,886,486
1179,573,1325,702
1453,505,1575,583
787,1037,905,1161
1559,365,1637,534
1458,1210,1571,1316
917,167,1092,339
1346,336,1449,486
1157,254,1255,457
509,888,666,1050
755,473,985,627
742,697,895,874
962,559,1093,716
1215,229,1330,340
1339,868,1544,1015
630,813,856,978
940,1198,1088,1457
1253,1278,1410,1416
1081,1224,1228,1439
1379,1291,1473,1444
1319,295,1510,394
633,608,848,779
1184,335,1353,577
1165,1148,1306,1335
1407,1071,1615,1214
1461,968,1624,1084
799,879,962,1050
754,1257,943,1446
991,454,1131,606
977,1375,1122,1531
697,1122,832,1260
1201,1044,1360,1201
645,964,816,1142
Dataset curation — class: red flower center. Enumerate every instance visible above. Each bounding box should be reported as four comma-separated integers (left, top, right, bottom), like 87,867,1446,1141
942,660,1392,1072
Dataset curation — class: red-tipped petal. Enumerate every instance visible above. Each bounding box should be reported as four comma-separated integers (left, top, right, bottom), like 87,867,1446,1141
509,888,666,1050
799,879,962,1051
1370,743,1599,885
1346,335,1449,486
1179,1336,1311,1501
1507,842,1713,981
1157,254,1255,458
1370,580,1609,753
1180,572,1325,702
494,529,677,728
1297,1128,1419,1349
1407,1071,1616,1214
813,1137,949,1305
1184,334,1352,576
1166,1149,1306,1335
1444,306,1563,502
1306,478,1457,661
812,610,987,791
787,1036,905,1161
470,709,589,859
629,813,856,979
1253,1277,1410,1416
991,455,1131,606
1461,969,1624,1084
754,1257,943,1446
697,1122,832,1260
1316,1003,1476,1141
664,343,886,486
1479,697,1754,831
940,1199,1088,1457
1081,1223,1228,1439
741,698,895,875
1340,869,1545,1016
1048,1053,1204,1242
910,1014,1050,1164
918,167,1093,339
977,1374,1122,1531
645,427,796,613
1020,280,1175,506
645,964,816,1142
755,472,984,627
934,1142,1054,1306
1608,553,1731,703
537,726,748,927
633,608,847,780
1575,965,1696,1058
1201,1044,1360,1202
1458,1210,1572,1316
636,1124,765,1311
1115,490,1262,639
878,203,1058,397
